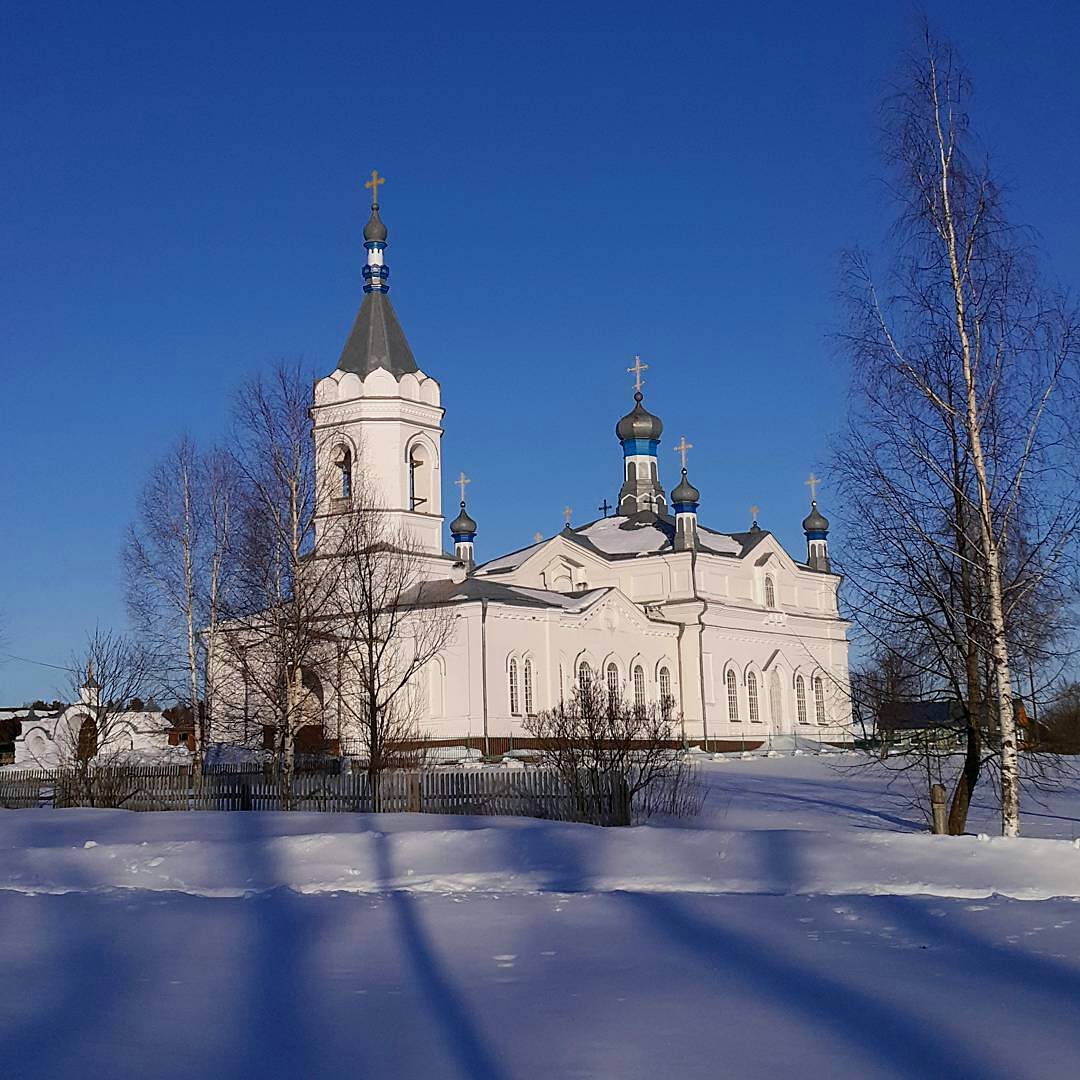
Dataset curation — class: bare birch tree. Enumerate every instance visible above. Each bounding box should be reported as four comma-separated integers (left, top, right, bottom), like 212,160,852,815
837,25,1079,835
216,361,347,799
125,437,237,762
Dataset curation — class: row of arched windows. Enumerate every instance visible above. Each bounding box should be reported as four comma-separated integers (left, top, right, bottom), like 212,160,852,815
724,668,828,724
510,657,676,719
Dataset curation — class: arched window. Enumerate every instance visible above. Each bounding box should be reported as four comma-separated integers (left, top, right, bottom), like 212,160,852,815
509,658,520,715
633,665,646,713
659,666,672,719
606,662,619,710
814,676,827,724
408,442,432,512
523,658,534,715
747,672,761,722
626,461,638,481
332,445,353,500
796,676,808,724
764,575,776,609
578,662,592,694
726,669,739,721
649,461,657,480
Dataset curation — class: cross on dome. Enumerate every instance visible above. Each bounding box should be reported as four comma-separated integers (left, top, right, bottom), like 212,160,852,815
563,506,573,526
364,168,385,208
455,471,471,503
750,504,759,522
673,436,693,470
805,471,820,501
627,355,648,393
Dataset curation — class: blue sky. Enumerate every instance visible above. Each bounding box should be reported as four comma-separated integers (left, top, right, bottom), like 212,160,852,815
2,2,1079,701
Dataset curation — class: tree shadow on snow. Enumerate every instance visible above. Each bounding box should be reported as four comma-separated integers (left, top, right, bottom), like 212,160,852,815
374,833,510,1080
625,890,1018,1080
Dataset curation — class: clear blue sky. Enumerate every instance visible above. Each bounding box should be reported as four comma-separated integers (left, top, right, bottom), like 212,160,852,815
2,2,1078,702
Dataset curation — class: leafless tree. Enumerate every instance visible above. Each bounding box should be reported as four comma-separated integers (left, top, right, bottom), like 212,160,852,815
325,501,455,805
52,629,154,804
125,438,237,761
214,361,342,800
524,671,701,825
835,24,1080,835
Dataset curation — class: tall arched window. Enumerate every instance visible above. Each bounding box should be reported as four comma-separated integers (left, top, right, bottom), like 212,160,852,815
626,461,638,481
408,442,431,512
659,666,672,719
633,665,646,713
606,662,619,710
332,445,352,500
726,669,739,721
578,662,592,694
523,659,534,715
764,575,776,608
509,658,520,715
796,675,808,724
747,672,761,722
814,676,827,724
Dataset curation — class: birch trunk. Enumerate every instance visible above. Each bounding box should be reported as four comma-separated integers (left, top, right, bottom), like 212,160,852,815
931,59,1019,835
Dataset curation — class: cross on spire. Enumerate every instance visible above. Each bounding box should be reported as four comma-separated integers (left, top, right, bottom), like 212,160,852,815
627,355,648,394
673,436,693,470
750,505,759,523
805,471,820,501
563,506,573,526
364,168,385,208
598,499,612,518
455,471,471,504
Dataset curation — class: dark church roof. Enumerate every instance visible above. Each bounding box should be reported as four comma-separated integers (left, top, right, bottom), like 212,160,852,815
337,290,419,378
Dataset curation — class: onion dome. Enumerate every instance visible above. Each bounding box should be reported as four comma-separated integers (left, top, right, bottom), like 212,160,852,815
616,392,663,443
450,502,478,540
670,468,700,509
802,501,830,536
363,205,388,243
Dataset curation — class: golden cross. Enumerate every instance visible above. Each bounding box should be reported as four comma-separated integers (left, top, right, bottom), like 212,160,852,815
364,168,385,208
455,471,471,503
750,504,759,522
805,471,820,501
627,355,648,393
673,436,693,470
563,506,573,526
533,531,544,543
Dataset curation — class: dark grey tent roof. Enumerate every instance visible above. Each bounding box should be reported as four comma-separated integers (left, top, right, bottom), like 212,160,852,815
337,290,418,378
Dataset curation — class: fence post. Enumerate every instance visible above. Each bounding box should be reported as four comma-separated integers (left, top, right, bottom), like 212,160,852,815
930,783,948,835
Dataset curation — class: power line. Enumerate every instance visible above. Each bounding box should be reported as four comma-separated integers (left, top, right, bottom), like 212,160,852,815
0,651,76,674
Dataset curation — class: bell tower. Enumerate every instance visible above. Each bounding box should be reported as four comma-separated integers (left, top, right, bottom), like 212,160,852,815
311,173,445,557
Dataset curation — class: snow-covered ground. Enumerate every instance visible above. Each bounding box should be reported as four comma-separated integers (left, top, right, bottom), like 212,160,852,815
4,753,1080,1079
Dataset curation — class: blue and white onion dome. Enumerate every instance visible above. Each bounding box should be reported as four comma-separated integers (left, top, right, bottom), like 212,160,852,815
615,392,663,443
450,503,478,542
802,501,829,538
670,469,700,513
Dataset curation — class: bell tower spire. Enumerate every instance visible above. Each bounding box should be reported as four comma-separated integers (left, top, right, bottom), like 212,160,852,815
312,174,445,559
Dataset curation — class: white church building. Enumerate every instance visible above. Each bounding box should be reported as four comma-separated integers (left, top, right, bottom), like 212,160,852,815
310,179,851,752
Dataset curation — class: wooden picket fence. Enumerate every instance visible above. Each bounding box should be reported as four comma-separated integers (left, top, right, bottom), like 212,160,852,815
0,764,584,820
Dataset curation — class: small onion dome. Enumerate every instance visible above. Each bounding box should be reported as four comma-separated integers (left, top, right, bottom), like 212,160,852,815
802,501,830,535
363,205,388,243
616,392,663,443
449,502,477,538
670,468,700,508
